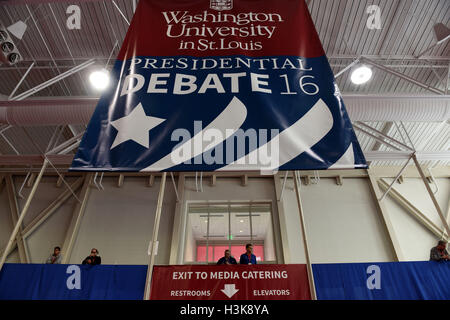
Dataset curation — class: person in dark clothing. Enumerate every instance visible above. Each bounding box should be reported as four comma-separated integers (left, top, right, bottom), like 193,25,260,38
217,249,237,265
430,240,449,262
82,248,102,265
239,243,257,265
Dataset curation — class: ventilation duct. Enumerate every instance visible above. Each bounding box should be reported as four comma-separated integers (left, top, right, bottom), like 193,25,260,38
0,95,448,126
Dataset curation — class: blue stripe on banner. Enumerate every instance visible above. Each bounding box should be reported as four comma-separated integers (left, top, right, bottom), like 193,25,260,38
312,261,450,300
1,262,449,300
0,264,147,300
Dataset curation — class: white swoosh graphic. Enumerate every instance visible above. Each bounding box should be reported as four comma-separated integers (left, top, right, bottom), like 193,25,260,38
329,143,355,169
217,98,334,171
140,96,247,171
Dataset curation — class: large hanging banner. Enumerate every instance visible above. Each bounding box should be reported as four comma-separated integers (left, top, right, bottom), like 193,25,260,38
71,0,366,172
150,264,311,300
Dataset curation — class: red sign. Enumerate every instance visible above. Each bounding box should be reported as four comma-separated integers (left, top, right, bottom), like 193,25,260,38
150,264,311,300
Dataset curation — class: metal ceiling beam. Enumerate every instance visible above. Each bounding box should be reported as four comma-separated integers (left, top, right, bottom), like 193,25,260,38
8,62,35,100
9,59,95,101
361,57,445,95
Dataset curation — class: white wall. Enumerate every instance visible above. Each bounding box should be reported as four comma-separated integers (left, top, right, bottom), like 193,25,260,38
280,177,395,263
69,176,176,265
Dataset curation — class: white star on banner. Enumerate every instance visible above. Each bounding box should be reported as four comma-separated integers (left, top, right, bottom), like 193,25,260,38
110,103,166,149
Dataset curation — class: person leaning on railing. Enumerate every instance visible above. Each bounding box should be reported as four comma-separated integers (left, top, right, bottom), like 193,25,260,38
430,240,450,262
217,249,237,265
82,248,102,265
45,246,62,264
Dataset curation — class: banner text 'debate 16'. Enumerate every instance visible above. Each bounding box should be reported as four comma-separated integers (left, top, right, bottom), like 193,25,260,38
70,0,367,172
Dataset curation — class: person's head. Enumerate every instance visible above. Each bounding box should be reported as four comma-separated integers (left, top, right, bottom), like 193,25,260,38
437,240,447,250
53,246,61,255
224,250,231,258
245,243,253,254
90,248,99,256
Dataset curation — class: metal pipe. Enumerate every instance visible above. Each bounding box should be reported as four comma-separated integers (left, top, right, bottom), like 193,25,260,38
10,60,95,101
356,121,415,152
93,172,101,190
353,124,403,151
170,172,179,201
8,62,35,100
334,58,360,79
195,171,198,192
98,172,104,190
361,57,445,95
0,158,48,271
112,0,130,25
61,173,93,264
206,209,210,264
394,121,408,146
278,171,289,201
200,172,203,192
379,154,413,202
249,203,253,242
399,121,416,151
48,3,89,93
292,171,317,300
0,131,20,155
25,4,72,96
412,155,450,237
45,132,84,155
144,172,167,300
17,167,32,199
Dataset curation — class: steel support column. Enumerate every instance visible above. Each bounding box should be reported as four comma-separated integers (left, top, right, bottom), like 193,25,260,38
378,178,447,240
0,159,49,271
61,173,94,264
169,173,186,265
412,155,450,237
22,178,84,239
5,175,29,263
144,172,167,300
367,173,403,261
292,171,317,300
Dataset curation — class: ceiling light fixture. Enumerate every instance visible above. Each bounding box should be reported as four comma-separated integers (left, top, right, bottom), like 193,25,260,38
89,69,110,91
7,21,27,40
350,65,372,85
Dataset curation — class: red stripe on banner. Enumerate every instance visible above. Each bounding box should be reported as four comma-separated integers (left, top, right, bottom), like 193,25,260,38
118,0,325,59
149,264,311,300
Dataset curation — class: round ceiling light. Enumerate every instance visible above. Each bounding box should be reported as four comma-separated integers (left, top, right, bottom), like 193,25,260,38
89,69,110,91
8,53,20,64
0,30,8,42
350,65,373,85
1,41,14,53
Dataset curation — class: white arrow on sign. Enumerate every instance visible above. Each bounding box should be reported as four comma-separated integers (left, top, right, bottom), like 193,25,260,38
221,284,239,298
